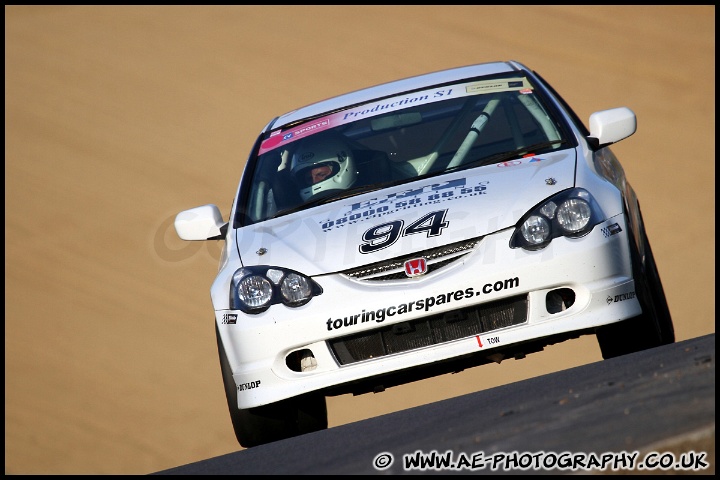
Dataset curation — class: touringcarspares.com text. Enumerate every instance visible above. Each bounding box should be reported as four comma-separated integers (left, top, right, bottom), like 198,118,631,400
372,449,709,472
326,277,519,331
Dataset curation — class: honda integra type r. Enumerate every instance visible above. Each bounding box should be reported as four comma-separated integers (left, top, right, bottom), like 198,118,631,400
174,60,674,448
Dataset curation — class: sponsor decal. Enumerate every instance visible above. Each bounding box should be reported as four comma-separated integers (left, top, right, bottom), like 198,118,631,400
601,223,623,238
475,335,502,349
466,77,531,95
258,118,331,154
497,160,522,167
258,133,284,151
325,277,520,331
237,380,261,391
321,178,488,231
467,82,504,93
404,258,428,277
222,313,238,324
606,291,636,304
341,90,446,122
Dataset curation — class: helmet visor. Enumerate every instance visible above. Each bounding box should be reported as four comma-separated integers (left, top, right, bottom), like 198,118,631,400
297,162,338,188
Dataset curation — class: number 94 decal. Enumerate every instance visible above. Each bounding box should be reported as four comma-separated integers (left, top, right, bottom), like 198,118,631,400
359,210,449,254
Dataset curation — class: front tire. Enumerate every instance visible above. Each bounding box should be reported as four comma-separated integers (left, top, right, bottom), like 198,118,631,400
596,204,674,359
216,325,328,448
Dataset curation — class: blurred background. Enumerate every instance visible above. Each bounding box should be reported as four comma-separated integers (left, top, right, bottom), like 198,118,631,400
5,5,714,474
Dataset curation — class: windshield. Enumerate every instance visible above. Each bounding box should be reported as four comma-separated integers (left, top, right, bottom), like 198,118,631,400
237,74,570,226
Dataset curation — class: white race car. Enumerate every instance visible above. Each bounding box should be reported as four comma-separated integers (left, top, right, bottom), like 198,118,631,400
175,60,674,448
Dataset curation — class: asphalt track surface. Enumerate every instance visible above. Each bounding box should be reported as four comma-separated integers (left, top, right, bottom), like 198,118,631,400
155,334,715,475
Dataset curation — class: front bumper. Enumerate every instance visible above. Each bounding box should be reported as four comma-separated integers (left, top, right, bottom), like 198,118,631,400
217,213,640,409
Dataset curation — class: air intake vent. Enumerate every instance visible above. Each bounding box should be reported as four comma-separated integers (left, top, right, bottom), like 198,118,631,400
329,294,528,365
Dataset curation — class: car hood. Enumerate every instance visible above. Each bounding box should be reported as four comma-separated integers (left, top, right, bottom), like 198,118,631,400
235,150,576,275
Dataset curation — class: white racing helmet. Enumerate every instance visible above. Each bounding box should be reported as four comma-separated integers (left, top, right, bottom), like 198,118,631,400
290,135,357,201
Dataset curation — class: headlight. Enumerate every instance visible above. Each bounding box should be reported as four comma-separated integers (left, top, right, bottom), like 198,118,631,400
510,188,604,251
236,274,273,309
280,273,313,305
230,266,322,313
556,198,592,233
519,215,551,245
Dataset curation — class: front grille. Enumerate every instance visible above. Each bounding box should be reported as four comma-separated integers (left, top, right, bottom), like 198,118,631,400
329,294,528,365
341,238,481,281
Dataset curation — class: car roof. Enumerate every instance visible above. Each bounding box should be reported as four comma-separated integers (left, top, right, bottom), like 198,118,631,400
269,60,526,131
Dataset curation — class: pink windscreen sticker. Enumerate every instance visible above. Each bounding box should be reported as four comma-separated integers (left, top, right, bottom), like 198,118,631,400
258,117,334,155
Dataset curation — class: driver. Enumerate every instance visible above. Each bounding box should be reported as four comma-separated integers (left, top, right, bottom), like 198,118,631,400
289,135,358,201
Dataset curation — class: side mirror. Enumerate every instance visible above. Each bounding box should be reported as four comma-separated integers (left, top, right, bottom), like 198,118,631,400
175,204,226,241
587,107,637,149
